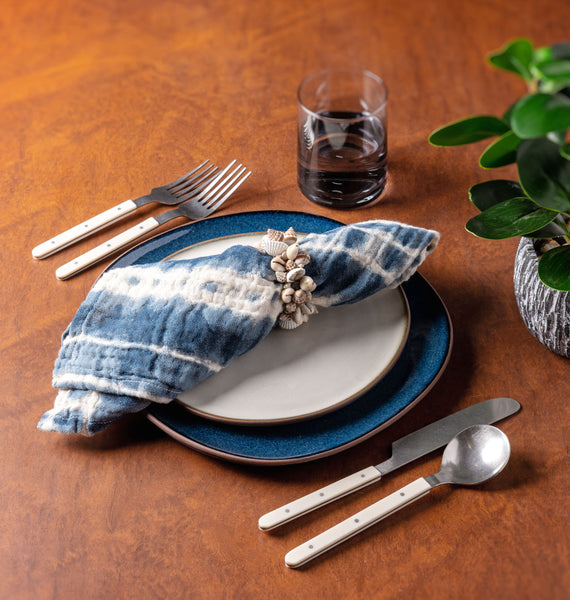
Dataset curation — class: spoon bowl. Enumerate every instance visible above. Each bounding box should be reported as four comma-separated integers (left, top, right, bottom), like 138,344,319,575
430,424,511,487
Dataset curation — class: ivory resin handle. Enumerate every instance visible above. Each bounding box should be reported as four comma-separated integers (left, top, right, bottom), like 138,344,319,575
285,477,432,568
258,467,382,531
55,216,159,280
33,200,138,259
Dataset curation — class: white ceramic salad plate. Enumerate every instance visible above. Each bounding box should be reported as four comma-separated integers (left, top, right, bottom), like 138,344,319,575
108,211,452,465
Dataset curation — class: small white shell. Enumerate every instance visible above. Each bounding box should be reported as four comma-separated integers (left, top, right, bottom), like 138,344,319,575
300,302,318,315
260,226,318,331
286,243,300,260
278,313,300,330
286,267,305,282
261,237,289,257
299,275,316,292
295,253,310,267
266,228,285,241
294,289,307,304
270,256,286,272
283,227,297,245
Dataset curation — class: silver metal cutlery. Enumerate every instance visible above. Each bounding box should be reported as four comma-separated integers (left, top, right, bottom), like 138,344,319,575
55,161,251,280
32,160,219,260
258,397,520,532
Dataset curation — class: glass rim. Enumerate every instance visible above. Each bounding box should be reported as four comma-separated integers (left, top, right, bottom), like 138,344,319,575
297,68,388,121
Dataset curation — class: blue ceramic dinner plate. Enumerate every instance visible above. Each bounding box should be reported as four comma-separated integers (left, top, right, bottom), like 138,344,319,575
109,210,452,465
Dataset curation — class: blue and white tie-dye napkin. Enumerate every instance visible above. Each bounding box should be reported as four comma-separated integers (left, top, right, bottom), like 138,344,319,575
38,220,439,435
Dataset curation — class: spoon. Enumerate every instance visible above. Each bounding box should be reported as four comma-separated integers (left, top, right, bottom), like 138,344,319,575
285,424,511,568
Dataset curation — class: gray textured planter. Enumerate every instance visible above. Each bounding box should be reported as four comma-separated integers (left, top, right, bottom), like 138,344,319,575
513,237,570,358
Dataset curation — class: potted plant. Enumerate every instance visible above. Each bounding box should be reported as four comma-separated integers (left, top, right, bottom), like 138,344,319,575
429,38,570,357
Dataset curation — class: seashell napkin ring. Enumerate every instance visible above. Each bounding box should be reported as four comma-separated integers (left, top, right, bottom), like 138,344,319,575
257,228,318,330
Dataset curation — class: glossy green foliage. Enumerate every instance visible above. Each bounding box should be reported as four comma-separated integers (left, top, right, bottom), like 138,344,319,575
428,116,509,146
429,38,570,291
517,138,570,214
538,245,570,291
466,198,557,240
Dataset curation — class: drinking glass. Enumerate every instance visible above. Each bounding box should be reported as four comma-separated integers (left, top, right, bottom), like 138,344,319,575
297,69,388,208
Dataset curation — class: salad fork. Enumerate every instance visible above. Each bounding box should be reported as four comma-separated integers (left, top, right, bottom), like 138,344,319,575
55,161,251,280
33,160,218,259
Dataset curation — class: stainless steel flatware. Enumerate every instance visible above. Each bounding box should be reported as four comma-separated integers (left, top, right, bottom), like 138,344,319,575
55,161,251,280
285,424,511,568
33,160,218,259
258,397,520,531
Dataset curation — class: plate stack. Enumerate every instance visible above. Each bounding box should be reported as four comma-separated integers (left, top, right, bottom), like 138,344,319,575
109,211,452,464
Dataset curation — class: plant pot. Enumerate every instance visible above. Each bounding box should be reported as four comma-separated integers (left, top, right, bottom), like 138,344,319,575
513,237,570,358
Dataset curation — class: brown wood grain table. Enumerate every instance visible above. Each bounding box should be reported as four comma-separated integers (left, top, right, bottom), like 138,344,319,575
2,0,568,598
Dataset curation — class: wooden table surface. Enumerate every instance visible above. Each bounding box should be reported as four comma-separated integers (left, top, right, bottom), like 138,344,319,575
2,0,569,598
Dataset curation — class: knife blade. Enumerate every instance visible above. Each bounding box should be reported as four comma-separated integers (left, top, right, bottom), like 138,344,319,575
258,397,520,531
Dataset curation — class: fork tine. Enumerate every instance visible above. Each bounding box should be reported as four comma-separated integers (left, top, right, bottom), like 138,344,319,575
202,165,246,207
166,159,212,189
175,166,223,200
170,164,219,196
177,160,237,202
199,159,237,195
201,163,244,204
203,169,251,214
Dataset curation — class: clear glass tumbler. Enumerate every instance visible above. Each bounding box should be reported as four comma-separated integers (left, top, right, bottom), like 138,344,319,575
297,68,388,208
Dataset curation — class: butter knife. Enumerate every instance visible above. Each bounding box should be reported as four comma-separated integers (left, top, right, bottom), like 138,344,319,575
258,397,520,531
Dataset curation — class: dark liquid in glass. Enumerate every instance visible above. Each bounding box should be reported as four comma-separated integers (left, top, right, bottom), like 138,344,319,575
297,110,387,208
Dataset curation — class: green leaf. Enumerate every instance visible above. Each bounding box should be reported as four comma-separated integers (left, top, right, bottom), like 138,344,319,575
536,59,570,78
535,59,570,93
538,244,570,291
540,79,570,94
488,38,534,81
561,143,570,160
510,93,570,138
525,215,570,239
429,116,510,146
469,179,525,211
466,197,558,239
533,45,570,92
479,131,521,168
525,224,569,238
517,138,570,213
533,46,553,64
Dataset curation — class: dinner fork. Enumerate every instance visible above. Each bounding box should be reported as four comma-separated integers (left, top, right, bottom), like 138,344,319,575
33,159,218,260
55,162,251,280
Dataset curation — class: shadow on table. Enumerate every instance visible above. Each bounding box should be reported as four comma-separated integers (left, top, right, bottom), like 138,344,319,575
60,412,164,452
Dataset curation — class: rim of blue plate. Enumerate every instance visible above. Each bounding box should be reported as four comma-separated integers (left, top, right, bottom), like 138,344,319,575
108,210,453,465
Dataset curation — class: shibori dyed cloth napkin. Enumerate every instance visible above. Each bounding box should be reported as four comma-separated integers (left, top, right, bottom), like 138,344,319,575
38,220,439,435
